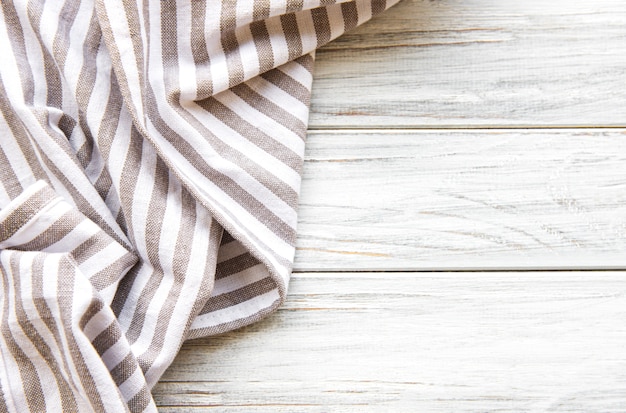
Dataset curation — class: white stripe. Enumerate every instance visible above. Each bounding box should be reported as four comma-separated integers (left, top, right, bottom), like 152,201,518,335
203,3,229,94
211,263,268,296
356,0,374,25
44,254,93,406
0,111,38,197
295,10,318,53
191,288,280,330
130,180,181,364
100,337,131,371
248,75,310,123
326,2,346,41
146,118,295,265
189,97,302,192
236,25,261,81
82,307,113,342
4,253,64,412
214,89,306,158
144,203,214,384
100,1,146,121
43,215,101,254
278,59,314,88
266,14,289,66
78,242,129,279
118,367,146,402
176,2,198,104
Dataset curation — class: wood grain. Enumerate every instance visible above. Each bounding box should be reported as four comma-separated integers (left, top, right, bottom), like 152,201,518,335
155,272,626,412
309,0,626,128
154,1,626,410
294,130,626,271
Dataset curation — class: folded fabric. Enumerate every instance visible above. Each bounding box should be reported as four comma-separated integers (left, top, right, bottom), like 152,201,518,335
0,0,399,411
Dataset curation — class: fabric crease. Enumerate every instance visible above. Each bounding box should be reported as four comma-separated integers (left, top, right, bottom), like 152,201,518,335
0,0,399,410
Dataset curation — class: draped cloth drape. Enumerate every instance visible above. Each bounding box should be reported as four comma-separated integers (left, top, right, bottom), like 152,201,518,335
0,0,398,410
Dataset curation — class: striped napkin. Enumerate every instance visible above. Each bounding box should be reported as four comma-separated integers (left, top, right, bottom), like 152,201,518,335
0,0,398,410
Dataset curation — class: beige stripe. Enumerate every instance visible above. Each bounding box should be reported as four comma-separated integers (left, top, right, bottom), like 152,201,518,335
93,167,114,206
137,186,201,373
253,0,271,21
88,251,137,292
311,6,332,47
30,254,84,400
196,96,302,171
221,229,235,244
25,139,127,248
52,1,81,70
286,0,305,14
78,297,104,331
0,381,9,413
74,7,102,109
7,253,78,411
1,254,47,412
71,232,113,265
230,82,307,139
25,0,64,110
250,20,275,74
109,126,144,317
58,114,77,144
216,251,261,280
341,1,359,31
371,0,387,16
120,0,147,113
55,257,108,411
13,210,81,251
145,86,297,244
260,68,311,105
184,218,225,338
71,10,103,170
188,289,281,339
109,352,138,388
91,321,122,360
127,385,152,413
280,13,303,60
0,185,55,243
199,277,276,314
190,0,212,99
124,157,169,346
93,73,124,161
1,1,35,101
219,2,245,87
0,85,48,182
0,145,23,199
295,52,315,73
74,117,95,170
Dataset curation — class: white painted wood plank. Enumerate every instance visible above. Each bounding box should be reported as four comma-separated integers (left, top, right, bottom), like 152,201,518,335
294,130,626,271
155,271,626,412
309,0,626,128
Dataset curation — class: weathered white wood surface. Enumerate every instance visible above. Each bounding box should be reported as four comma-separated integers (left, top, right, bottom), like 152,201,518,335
295,130,626,271
310,0,626,128
154,272,626,412
156,0,626,409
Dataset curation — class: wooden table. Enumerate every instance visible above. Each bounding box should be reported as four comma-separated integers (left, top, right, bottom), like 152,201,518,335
154,0,626,411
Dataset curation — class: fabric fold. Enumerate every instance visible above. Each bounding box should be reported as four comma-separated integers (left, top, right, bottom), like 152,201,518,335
0,180,137,305
0,0,400,410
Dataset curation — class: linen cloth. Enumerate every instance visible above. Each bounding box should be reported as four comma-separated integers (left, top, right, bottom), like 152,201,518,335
0,0,399,411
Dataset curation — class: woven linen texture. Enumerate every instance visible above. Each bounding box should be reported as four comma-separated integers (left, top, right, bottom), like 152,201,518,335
0,0,398,410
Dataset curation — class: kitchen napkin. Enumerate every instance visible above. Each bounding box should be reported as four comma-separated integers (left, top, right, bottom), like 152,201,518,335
0,0,398,410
